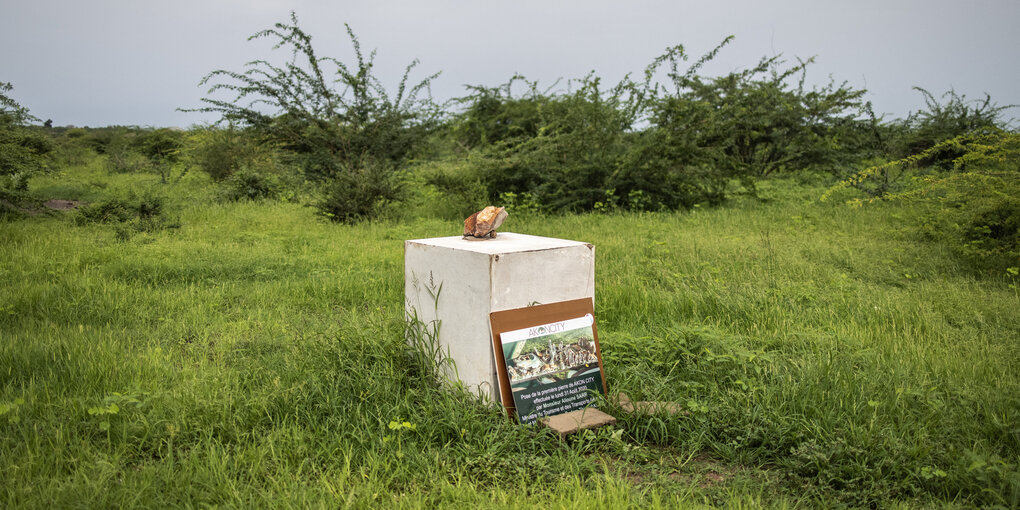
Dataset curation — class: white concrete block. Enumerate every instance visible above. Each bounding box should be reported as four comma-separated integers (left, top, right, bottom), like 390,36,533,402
404,232,595,400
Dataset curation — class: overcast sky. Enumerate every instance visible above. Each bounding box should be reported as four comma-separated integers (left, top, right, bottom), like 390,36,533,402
2,0,1018,128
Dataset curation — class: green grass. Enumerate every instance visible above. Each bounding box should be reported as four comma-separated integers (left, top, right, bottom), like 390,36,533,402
1,163,1017,508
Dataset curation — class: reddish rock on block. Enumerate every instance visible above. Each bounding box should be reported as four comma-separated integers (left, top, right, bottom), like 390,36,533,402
463,206,508,238
540,408,617,438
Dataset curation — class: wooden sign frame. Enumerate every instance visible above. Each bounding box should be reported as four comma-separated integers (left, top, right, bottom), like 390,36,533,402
489,297,607,421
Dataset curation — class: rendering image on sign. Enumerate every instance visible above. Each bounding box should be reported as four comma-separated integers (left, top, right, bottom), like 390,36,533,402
500,313,604,424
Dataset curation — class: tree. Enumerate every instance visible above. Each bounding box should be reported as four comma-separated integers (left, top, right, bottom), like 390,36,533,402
0,82,52,178
470,73,645,212
636,42,868,190
184,12,442,223
0,81,36,126
889,87,1016,159
184,12,440,181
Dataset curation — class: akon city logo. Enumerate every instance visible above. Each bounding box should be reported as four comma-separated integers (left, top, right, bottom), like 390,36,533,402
528,321,565,338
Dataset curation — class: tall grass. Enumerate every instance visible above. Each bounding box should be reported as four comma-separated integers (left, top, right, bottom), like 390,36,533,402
1,164,1016,507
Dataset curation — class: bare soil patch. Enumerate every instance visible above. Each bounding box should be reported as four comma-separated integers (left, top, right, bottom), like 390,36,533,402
44,199,81,210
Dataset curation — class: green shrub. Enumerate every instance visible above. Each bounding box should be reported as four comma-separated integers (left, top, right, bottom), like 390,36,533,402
453,76,548,148
185,12,440,222
186,126,280,181
467,73,644,212
844,89,1018,197
912,139,1020,271
0,172,34,219
52,133,96,167
395,157,489,220
73,192,179,239
91,127,193,182
138,128,186,183
0,81,53,217
458,40,869,213
221,170,282,202
74,198,137,224
890,88,1015,159
497,190,542,216
316,159,398,224
136,128,183,162
101,129,148,174
1,82,53,178
0,172,30,196
78,126,126,155
825,132,1020,271
636,42,867,197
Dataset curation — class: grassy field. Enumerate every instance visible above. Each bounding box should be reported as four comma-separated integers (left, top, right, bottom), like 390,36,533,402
1,163,1018,508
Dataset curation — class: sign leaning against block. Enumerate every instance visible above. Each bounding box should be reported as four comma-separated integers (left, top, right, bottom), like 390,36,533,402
490,298,607,424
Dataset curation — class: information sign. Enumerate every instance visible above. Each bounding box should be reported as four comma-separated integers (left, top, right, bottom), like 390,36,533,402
489,298,606,424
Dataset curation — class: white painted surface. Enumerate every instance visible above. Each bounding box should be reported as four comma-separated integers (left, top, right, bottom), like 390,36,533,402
404,232,595,400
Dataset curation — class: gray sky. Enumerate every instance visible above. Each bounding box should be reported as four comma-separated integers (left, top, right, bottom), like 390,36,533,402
2,0,1018,128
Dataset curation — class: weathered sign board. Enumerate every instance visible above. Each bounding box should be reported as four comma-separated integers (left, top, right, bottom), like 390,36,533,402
490,298,607,424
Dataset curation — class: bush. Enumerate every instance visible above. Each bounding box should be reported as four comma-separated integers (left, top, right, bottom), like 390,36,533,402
316,159,398,224
186,126,280,181
136,128,184,163
845,89,1018,197
0,172,34,219
185,12,440,222
0,128,52,177
74,192,179,239
95,127,149,174
384,157,490,221
636,42,867,196
91,127,192,183
78,126,126,155
104,137,148,174
457,40,869,213
0,81,53,217
0,82,53,178
51,131,96,167
452,76,548,148
463,73,646,212
890,88,1016,159
912,135,1020,271
825,132,1020,271
221,170,282,202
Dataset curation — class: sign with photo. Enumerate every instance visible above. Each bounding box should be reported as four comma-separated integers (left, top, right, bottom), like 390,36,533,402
489,298,606,424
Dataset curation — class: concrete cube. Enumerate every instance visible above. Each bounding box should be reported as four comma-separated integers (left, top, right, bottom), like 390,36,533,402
404,232,595,401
